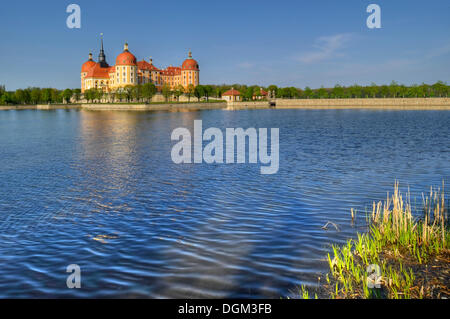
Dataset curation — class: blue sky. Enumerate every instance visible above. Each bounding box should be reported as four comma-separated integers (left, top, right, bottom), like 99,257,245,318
0,0,449,90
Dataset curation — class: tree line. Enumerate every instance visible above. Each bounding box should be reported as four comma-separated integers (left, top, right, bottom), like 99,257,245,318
0,86,81,105
1,81,448,105
216,81,449,100
85,81,450,102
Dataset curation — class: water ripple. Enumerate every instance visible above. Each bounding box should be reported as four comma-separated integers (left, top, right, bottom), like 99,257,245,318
0,109,448,298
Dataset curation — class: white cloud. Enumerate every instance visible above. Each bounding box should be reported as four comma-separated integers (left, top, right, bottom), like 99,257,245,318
297,33,353,64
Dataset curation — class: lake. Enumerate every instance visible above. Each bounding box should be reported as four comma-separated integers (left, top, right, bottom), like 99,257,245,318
0,108,449,298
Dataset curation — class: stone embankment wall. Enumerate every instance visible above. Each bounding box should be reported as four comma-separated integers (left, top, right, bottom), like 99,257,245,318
273,98,450,109
2,98,449,111
0,104,80,110
81,102,227,111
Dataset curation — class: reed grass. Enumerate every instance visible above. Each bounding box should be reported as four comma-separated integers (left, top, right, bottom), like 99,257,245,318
302,182,449,299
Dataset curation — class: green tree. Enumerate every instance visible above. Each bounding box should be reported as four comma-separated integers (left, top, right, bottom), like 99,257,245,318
242,86,254,100
331,84,344,98
267,85,278,98
289,87,299,99
142,83,157,103
162,84,172,101
389,81,400,98
303,86,313,99
123,86,134,102
398,85,407,98
317,86,328,99
407,85,418,98
30,88,41,104
380,85,389,98
1,91,15,104
419,83,430,97
73,88,81,103
132,84,142,102
415,84,425,98
349,84,362,98
253,87,261,100
95,89,104,103
364,83,377,98
51,89,61,103
214,86,223,98
194,85,205,101
41,88,52,103
62,89,73,104
115,89,125,102
109,90,116,103
203,85,213,101
173,84,185,101
185,84,195,102
15,89,27,104
23,88,32,104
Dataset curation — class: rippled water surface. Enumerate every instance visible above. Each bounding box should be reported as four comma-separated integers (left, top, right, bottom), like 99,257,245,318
0,109,449,298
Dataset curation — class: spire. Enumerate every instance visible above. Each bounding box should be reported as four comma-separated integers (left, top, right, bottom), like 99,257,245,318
88,51,93,61
98,33,108,67
149,56,153,64
124,42,129,51
188,49,192,59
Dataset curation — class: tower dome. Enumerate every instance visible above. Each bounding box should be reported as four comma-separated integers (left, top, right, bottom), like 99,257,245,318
81,52,97,72
115,42,137,66
181,50,199,71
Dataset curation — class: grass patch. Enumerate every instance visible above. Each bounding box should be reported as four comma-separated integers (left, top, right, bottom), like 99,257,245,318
301,182,449,299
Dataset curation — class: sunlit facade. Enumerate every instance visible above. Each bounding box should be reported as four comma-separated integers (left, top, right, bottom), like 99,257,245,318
81,37,199,93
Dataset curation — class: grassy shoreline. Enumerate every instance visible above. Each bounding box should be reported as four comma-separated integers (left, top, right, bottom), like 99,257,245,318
300,182,449,299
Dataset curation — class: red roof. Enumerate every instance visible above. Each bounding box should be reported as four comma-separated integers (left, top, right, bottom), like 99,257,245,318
161,66,181,76
116,50,137,66
81,60,97,72
222,89,240,96
182,58,199,71
137,60,160,71
254,89,268,96
85,63,110,78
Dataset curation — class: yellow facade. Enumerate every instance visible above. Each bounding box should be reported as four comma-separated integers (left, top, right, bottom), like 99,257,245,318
81,41,199,93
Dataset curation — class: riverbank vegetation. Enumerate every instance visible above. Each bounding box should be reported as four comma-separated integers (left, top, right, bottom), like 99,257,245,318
0,85,81,105
301,183,449,299
1,81,449,105
223,81,449,100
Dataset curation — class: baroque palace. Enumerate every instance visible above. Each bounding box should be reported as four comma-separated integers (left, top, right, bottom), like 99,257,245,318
81,36,199,93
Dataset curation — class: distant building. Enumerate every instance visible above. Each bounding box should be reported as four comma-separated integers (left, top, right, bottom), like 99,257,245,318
81,36,199,93
222,88,241,102
253,88,268,100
